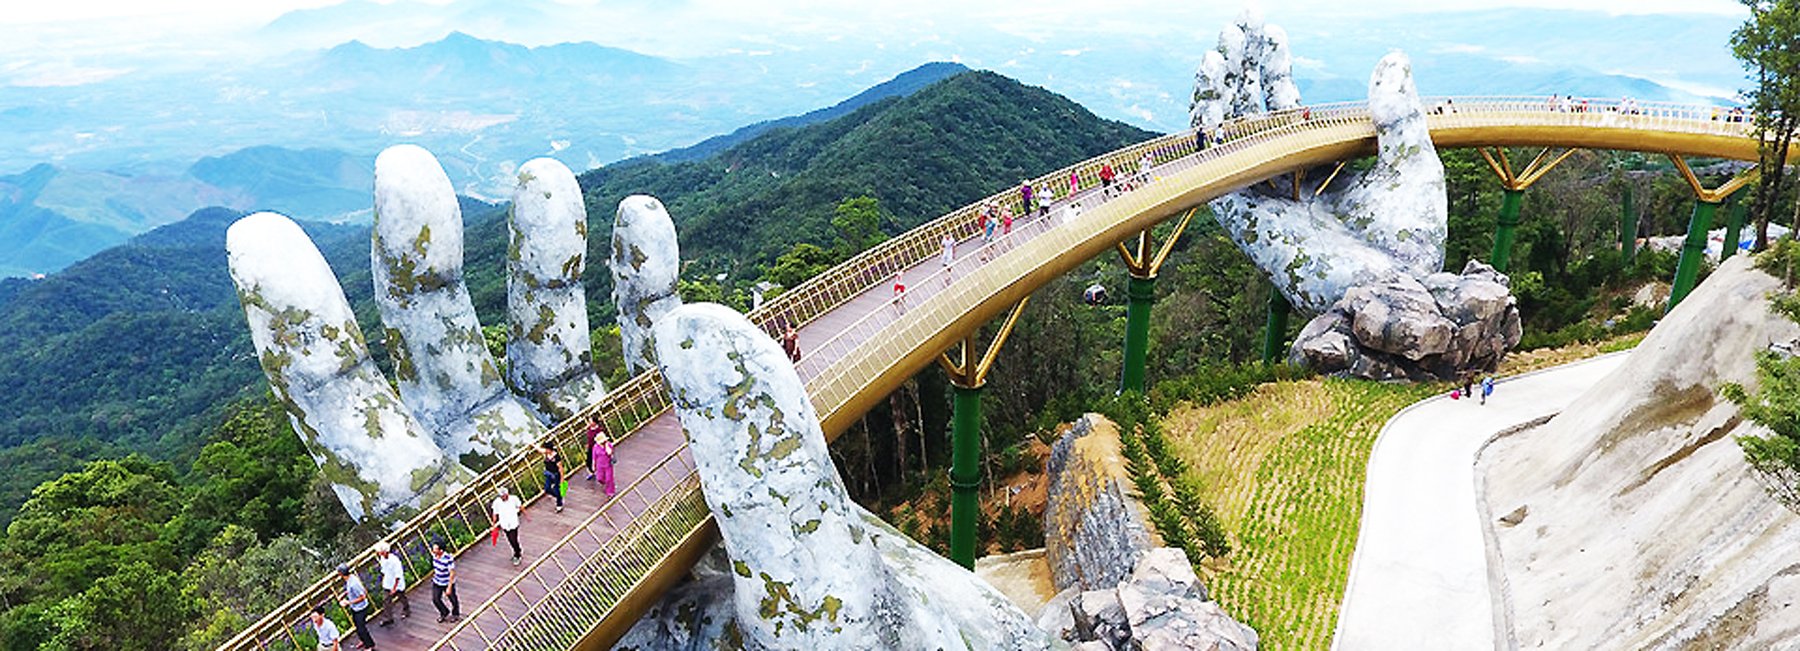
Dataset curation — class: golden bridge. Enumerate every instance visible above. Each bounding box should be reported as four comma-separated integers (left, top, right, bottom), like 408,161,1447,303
219,97,1792,651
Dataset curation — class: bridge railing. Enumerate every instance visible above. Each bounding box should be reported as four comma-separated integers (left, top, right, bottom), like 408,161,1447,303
217,369,676,650
221,95,1772,650
433,444,703,650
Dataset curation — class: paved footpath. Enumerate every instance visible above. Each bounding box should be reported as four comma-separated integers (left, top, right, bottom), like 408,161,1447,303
1333,352,1628,650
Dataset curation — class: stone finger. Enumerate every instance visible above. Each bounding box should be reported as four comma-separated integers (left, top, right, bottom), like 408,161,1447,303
1337,51,1447,277
610,194,682,376
507,157,607,421
652,303,906,646
228,212,473,521
373,144,544,470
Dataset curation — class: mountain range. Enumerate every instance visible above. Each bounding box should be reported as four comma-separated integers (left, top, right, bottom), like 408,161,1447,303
0,68,1149,525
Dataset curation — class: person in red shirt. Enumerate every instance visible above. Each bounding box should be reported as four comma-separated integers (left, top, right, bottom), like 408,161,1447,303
1099,163,1116,196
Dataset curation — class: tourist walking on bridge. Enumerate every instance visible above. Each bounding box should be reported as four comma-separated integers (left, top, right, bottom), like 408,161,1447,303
583,417,603,479
783,324,802,363
593,428,616,498
335,564,377,650
429,540,460,623
541,444,564,512
1019,180,1034,214
1036,183,1054,217
1069,169,1081,194
491,486,524,565
1099,162,1116,196
374,542,409,626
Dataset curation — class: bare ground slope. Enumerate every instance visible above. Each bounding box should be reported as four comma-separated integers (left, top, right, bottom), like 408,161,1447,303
1479,256,1800,649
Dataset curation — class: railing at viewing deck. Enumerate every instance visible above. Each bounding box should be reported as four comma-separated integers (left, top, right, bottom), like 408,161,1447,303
218,96,1771,651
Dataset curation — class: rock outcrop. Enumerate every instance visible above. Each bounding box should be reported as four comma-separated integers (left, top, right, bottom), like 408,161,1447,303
609,195,682,375
1292,260,1521,381
371,145,544,470
1044,415,1155,591
1479,255,1800,648
1192,11,1447,314
226,212,472,521
505,158,608,421
1036,415,1258,650
615,303,1060,650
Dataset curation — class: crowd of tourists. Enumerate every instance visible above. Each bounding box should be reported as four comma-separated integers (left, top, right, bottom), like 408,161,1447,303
312,417,619,650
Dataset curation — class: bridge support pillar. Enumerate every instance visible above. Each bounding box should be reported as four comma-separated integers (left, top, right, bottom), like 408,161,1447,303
1669,199,1719,309
1261,290,1291,365
1121,274,1156,393
1114,208,1196,394
948,383,982,569
1722,198,1748,262
1666,156,1758,311
936,298,1030,570
1478,147,1578,274
1621,184,1638,264
1491,188,1524,273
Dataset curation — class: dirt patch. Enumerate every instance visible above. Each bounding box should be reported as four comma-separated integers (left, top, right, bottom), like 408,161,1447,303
974,548,1057,615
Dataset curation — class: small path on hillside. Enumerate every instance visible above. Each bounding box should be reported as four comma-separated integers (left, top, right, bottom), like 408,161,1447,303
1332,352,1629,650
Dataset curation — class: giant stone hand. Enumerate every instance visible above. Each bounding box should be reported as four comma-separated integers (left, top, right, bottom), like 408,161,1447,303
1191,10,1447,313
613,303,1060,650
228,145,609,521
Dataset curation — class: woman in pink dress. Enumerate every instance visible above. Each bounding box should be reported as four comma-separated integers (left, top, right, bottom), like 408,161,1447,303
1069,169,1081,194
592,426,616,497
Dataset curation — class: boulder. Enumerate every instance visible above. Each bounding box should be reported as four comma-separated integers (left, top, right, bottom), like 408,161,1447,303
1072,589,1130,648
1294,260,1520,381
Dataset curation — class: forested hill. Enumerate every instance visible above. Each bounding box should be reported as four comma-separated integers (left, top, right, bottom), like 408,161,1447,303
0,68,1154,525
577,70,1156,271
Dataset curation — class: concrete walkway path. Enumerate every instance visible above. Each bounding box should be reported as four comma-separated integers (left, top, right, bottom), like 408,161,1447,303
1333,352,1629,650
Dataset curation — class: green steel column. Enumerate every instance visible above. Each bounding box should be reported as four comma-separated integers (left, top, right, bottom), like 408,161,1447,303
1491,188,1525,273
1721,198,1747,261
1261,290,1291,365
1668,199,1721,311
948,383,983,569
1620,185,1637,263
1120,274,1157,394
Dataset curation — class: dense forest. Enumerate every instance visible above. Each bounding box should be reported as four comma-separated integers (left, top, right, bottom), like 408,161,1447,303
0,68,1771,648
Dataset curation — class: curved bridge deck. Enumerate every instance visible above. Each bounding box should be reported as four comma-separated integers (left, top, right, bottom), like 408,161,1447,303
220,97,1786,651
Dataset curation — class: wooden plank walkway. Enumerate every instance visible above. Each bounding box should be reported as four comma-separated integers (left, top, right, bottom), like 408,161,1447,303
368,182,1124,651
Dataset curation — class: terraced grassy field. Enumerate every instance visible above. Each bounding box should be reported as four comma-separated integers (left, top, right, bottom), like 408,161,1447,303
1161,379,1436,650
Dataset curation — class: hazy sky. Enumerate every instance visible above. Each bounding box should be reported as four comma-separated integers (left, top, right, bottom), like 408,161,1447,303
2,0,1749,57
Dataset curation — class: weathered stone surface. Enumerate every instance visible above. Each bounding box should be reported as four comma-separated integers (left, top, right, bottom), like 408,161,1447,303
1480,256,1800,649
1044,415,1155,592
1192,13,1446,314
1072,589,1130,648
1294,260,1520,381
372,145,543,470
628,303,1059,650
611,195,682,375
1038,587,1081,642
227,212,472,521
506,157,606,421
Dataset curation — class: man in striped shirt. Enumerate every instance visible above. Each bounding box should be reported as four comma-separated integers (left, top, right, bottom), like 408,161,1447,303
430,539,460,623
